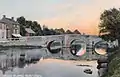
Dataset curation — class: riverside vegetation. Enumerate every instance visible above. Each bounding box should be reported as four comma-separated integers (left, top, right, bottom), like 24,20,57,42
102,47,120,77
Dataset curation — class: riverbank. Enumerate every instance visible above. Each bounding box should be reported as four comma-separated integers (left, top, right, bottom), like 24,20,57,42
102,48,120,77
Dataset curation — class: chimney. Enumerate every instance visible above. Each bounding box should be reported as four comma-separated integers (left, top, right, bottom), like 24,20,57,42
3,15,6,18
11,17,14,20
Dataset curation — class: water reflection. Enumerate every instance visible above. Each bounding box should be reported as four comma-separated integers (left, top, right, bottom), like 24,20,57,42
94,41,108,55
0,48,98,77
0,49,41,75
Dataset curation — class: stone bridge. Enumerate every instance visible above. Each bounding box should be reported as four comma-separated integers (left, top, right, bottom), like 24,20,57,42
31,34,104,60
39,34,103,47
1,34,118,60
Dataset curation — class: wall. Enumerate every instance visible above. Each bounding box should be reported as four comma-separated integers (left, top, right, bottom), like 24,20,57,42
0,23,6,41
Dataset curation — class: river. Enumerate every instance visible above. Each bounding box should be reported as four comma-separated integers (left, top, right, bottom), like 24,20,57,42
0,48,99,77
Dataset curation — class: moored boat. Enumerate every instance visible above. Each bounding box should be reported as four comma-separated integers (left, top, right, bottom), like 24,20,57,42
84,69,92,74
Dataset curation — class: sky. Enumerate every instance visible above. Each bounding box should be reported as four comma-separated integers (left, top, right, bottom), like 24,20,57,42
0,0,120,35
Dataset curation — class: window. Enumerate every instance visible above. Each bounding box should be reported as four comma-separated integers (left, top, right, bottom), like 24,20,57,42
15,29,18,34
0,25,2,29
6,29,10,38
0,24,6,30
2,24,4,29
16,25,18,28
2,32,4,38
14,25,18,28
14,25,16,28
6,25,9,29
4,24,6,29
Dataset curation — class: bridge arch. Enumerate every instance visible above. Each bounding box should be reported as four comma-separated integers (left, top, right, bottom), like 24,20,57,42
93,40,108,55
47,40,62,54
69,38,87,56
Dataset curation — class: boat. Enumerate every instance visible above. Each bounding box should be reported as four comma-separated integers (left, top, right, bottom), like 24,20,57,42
84,69,92,74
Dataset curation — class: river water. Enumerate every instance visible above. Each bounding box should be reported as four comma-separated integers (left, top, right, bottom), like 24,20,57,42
0,48,99,77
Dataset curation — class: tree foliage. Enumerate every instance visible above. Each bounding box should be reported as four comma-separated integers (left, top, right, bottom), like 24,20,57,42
54,28,65,34
17,16,80,36
66,29,73,34
17,17,43,36
73,29,81,34
99,8,120,42
17,16,26,36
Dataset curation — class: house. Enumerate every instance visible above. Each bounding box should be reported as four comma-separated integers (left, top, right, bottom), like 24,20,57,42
25,28,35,36
0,15,21,40
0,19,6,40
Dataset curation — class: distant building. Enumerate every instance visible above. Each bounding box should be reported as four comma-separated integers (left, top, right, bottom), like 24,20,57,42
25,28,35,36
0,15,21,40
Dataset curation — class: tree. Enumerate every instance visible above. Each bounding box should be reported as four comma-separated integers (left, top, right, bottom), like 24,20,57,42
17,16,26,26
26,20,32,28
17,16,43,36
17,16,66,36
66,29,73,34
59,28,65,34
73,29,81,34
17,16,26,36
32,21,42,36
49,29,57,35
42,25,51,35
54,28,65,34
99,8,120,43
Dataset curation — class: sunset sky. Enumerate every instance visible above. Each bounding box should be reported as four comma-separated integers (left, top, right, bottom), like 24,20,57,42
0,0,120,35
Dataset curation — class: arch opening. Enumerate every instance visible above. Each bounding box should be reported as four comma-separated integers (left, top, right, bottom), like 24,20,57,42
47,40,62,54
93,41,108,55
70,39,86,56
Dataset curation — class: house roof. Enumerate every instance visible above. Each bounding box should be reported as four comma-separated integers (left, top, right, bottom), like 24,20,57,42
0,17,19,25
12,34,22,37
25,28,35,34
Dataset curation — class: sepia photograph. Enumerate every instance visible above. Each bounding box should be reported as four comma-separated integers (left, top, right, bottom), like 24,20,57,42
0,0,119,77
